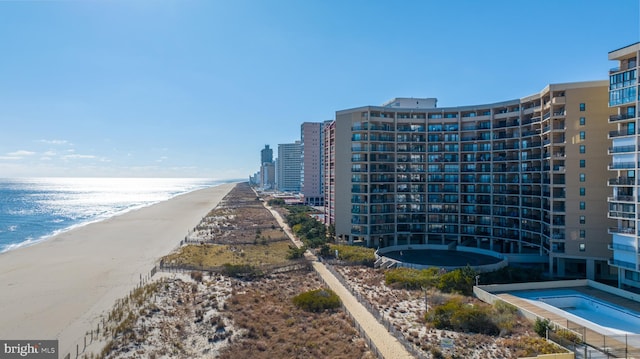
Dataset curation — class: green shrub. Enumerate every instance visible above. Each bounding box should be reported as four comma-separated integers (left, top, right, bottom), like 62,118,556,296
493,300,518,335
555,328,582,344
534,318,552,337
221,263,263,279
426,297,499,335
318,243,331,257
331,244,376,266
286,245,307,259
437,265,477,296
267,198,285,206
384,267,440,289
286,210,327,248
292,289,341,312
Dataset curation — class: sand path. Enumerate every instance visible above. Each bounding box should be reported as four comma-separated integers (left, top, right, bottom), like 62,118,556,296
265,204,414,359
0,182,236,357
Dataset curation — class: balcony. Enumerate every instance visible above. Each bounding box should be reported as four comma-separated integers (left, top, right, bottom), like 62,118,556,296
609,145,637,154
609,162,637,170
609,210,636,219
609,242,638,252
609,130,636,138
610,114,636,122
608,258,636,270
608,227,637,235
609,177,636,186
608,195,635,202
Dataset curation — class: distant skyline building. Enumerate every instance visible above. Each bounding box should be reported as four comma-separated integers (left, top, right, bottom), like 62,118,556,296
277,141,302,192
260,162,275,190
261,144,273,165
301,122,325,206
607,42,640,291
324,83,616,281
259,144,275,190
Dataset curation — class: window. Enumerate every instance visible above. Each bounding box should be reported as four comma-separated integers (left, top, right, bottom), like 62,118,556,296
579,159,585,168
580,230,586,238
579,243,586,251
579,103,586,111
580,173,586,182
579,117,586,126
580,131,585,140
579,215,586,224
579,145,586,154
580,187,586,196
580,201,586,210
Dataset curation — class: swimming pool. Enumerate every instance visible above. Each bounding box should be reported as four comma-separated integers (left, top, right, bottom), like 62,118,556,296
515,289,640,335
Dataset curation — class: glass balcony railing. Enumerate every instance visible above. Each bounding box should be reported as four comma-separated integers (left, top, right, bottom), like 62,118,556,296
609,113,636,122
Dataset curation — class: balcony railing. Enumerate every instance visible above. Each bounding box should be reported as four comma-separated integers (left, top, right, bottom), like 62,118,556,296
609,113,636,122
608,258,636,270
609,242,638,252
608,195,635,202
609,145,637,154
608,227,637,235
609,130,636,138
609,177,636,185
609,162,637,169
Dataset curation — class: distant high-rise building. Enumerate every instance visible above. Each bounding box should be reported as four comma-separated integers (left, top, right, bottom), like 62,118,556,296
301,122,325,206
277,141,302,192
259,145,275,190
324,84,616,281
607,43,640,290
261,145,273,165
261,162,275,190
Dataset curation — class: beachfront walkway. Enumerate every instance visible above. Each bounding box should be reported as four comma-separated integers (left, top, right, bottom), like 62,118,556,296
264,204,414,359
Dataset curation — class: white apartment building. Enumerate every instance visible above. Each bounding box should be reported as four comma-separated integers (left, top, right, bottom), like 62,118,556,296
608,42,640,290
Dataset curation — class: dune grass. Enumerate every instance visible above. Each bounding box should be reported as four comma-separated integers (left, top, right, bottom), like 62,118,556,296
162,240,293,269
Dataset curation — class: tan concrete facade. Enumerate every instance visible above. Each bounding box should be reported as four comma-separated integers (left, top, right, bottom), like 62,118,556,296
324,82,616,280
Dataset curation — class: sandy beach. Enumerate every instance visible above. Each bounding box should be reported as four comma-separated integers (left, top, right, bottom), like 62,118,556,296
0,182,236,356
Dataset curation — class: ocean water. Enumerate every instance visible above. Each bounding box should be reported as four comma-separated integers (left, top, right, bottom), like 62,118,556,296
0,177,228,253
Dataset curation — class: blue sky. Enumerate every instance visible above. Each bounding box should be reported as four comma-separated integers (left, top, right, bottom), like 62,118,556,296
0,0,638,179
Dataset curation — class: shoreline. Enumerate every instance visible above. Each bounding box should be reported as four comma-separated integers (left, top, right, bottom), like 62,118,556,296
1,179,235,254
0,182,237,356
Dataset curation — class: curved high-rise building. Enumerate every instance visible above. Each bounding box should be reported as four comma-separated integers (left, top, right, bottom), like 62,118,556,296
325,82,615,280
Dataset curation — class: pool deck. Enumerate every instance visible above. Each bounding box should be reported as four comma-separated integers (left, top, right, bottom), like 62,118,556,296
495,286,640,356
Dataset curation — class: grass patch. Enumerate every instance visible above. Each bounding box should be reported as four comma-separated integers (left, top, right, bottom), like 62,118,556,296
162,240,293,269
330,244,376,266
385,267,440,289
384,265,477,295
292,288,341,312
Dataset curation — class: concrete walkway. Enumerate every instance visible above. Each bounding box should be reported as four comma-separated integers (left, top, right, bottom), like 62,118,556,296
265,205,414,359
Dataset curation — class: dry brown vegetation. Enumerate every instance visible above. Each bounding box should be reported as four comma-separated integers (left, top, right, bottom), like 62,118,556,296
162,240,294,269
97,182,375,358
98,182,566,358
189,183,287,245
219,270,375,359
335,265,566,358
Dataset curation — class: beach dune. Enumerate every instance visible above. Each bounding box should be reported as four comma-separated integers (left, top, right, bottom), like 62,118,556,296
0,182,236,356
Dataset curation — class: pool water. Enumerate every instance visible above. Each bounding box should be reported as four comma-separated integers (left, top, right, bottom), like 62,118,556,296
515,289,640,335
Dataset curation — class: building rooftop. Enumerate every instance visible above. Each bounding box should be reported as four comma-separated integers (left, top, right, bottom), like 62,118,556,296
381,97,438,109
